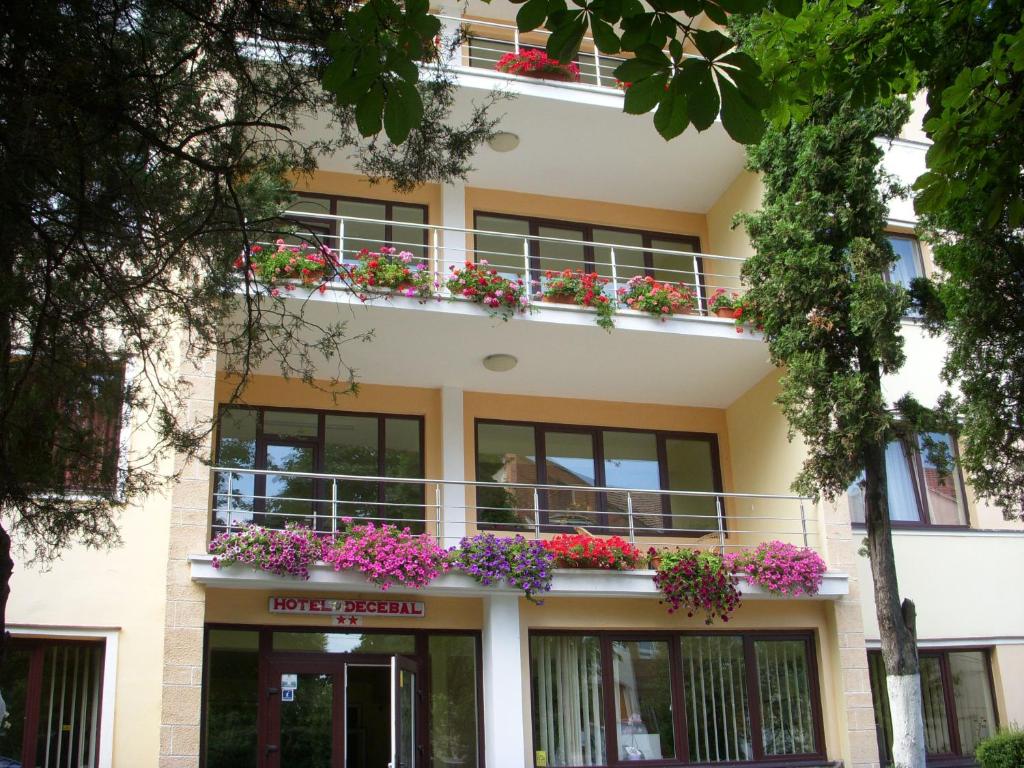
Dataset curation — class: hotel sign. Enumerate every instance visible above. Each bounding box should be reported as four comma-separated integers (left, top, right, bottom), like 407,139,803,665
269,596,426,618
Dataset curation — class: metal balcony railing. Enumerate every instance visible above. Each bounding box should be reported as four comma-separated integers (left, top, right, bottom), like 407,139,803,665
210,467,818,555
266,211,746,316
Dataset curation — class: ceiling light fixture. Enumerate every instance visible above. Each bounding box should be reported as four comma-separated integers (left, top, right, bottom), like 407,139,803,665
482,353,518,372
487,132,520,152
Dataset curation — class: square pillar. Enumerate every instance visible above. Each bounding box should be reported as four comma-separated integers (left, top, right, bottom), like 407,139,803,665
440,386,467,546
482,595,528,768
441,183,467,276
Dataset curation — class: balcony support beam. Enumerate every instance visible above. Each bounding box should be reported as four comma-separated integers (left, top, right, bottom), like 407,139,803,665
482,594,528,768
441,386,467,546
440,183,466,275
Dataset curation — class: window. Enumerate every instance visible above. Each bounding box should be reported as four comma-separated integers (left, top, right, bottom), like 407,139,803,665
868,650,998,765
530,632,823,767
0,639,105,767
283,193,428,266
213,406,424,534
886,234,925,291
472,213,704,305
475,421,722,535
848,433,968,527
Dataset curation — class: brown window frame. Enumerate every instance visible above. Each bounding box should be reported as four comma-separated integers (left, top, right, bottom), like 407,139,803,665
1,637,106,767
199,624,485,768
528,629,828,767
867,647,1000,767
473,418,724,537
472,211,705,302
851,433,971,530
213,404,426,535
284,192,430,260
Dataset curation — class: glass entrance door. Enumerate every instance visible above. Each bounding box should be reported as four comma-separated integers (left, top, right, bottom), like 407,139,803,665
265,656,418,768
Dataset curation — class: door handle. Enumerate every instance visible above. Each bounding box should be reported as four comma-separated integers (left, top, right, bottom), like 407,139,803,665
266,744,279,755
267,687,280,696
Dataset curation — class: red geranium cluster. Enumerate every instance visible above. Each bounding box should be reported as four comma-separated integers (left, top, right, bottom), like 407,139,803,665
345,246,433,301
235,238,339,297
542,268,615,330
495,49,581,81
445,260,526,319
543,534,643,570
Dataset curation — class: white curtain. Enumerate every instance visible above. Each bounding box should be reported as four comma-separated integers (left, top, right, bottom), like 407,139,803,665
885,441,920,521
533,637,606,766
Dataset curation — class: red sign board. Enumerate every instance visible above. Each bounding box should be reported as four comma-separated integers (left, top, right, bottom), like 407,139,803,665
269,596,425,618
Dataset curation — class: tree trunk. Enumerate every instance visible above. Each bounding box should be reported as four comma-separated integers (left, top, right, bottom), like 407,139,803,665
862,437,925,768
0,521,12,727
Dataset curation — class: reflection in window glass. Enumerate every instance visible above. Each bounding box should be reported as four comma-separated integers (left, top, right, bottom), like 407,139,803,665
680,636,751,762
206,631,259,768
263,410,318,439
272,632,415,654
467,37,514,69
949,651,997,754
476,423,537,530
887,235,924,290
384,418,425,530
918,433,967,525
665,438,718,531
474,215,531,282
390,204,427,260
592,229,645,295
545,431,600,527
537,226,586,290
429,635,480,767
612,640,674,760
215,408,258,532
755,639,816,756
263,443,316,530
650,238,699,297
847,441,921,524
0,647,32,763
338,200,387,262
603,431,661,533
324,414,379,522
531,635,606,766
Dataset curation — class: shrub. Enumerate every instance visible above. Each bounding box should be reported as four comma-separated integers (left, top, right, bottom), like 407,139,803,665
975,729,1024,768
209,524,326,580
726,540,827,597
450,533,554,602
652,548,741,624
321,519,448,590
544,533,642,569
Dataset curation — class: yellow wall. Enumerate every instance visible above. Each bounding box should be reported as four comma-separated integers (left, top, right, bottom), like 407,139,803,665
991,644,1024,727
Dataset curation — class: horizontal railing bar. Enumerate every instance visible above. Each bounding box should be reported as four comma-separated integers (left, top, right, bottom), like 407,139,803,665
210,467,808,501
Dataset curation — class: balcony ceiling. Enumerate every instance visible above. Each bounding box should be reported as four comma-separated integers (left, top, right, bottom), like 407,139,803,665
304,66,747,213
223,291,774,408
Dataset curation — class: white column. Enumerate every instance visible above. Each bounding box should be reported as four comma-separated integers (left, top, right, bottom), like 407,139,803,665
482,595,528,768
441,183,467,276
440,386,467,546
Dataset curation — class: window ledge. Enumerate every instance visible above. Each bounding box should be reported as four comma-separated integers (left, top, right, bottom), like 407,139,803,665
851,524,1024,538
188,555,849,599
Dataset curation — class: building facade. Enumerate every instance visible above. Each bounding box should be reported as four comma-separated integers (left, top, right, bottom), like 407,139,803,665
4,5,1023,768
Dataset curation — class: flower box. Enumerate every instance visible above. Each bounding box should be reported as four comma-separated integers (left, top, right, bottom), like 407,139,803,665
495,50,581,83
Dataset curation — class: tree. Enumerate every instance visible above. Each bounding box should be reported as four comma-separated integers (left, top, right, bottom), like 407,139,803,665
0,0,497,676
734,97,930,767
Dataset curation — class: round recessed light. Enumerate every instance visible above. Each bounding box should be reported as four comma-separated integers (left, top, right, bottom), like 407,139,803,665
487,132,520,152
482,353,518,372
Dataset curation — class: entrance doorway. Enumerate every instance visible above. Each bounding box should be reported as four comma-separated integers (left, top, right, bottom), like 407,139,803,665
263,655,418,768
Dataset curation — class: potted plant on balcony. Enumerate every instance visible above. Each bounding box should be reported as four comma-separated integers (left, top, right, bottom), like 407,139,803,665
725,540,826,597
541,269,616,331
495,49,581,82
707,288,745,319
651,548,741,624
322,519,449,590
543,533,642,569
346,246,434,301
235,239,339,296
449,533,554,603
618,275,696,318
445,259,527,320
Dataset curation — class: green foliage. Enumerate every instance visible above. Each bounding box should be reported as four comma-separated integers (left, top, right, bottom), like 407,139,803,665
975,729,1024,768
736,96,910,499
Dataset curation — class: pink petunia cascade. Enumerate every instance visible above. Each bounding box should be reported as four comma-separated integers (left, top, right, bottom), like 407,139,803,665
321,519,449,590
725,540,827,597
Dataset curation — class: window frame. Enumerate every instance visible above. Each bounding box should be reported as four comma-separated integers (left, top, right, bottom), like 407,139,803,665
851,433,971,530
284,192,430,259
473,418,724,537
867,647,1000,767
528,629,828,768
213,404,426,534
884,233,927,288
472,211,705,304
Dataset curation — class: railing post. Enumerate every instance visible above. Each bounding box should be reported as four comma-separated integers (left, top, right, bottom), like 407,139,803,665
626,491,635,543
514,28,520,55
592,47,602,87
800,499,809,549
225,470,233,531
532,487,541,537
523,237,533,302
331,478,338,535
434,483,443,544
610,246,619,297
337,217,346,273
431,228,440,276
715,495,726,555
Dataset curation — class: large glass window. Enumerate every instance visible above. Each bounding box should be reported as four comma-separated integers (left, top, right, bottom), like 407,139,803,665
868,649,998,764
531,632,822,766
0,639,105,768
848,433,969,527
429,635,480,767
475,421,722,535
531,635,606,767
205,630,260,768
213,407,424,534
886,234,925,291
